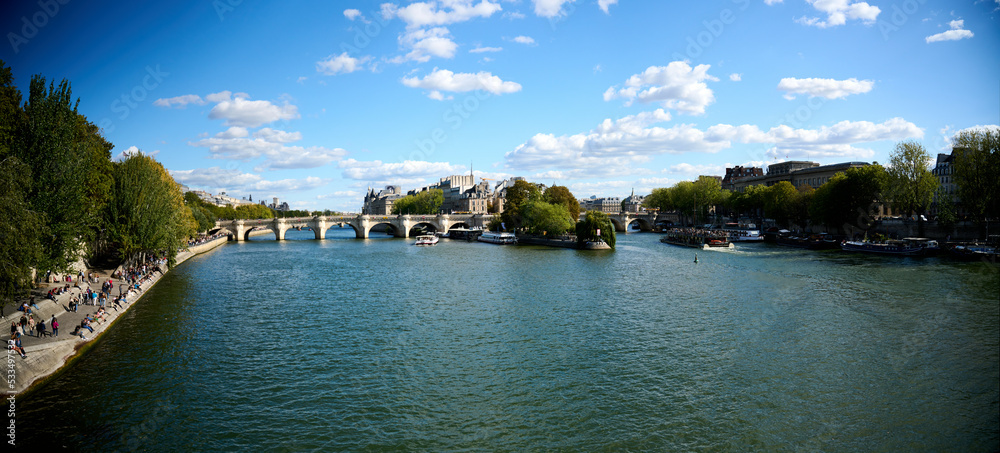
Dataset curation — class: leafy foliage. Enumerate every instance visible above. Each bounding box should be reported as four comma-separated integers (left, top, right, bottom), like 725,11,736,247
0,157,43,305
576,210,616,249
886,140,938,217
521,200,574,236
391,189,444,215
543,185,580,221
103,153,190,266
952,127,1000,229
501,180,542,230
809,165,887,232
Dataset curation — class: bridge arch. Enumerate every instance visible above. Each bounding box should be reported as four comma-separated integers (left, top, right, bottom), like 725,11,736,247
366,221,401,238
409,222,439,235
244,226,277,241
626,218,653,232
608,217,626,232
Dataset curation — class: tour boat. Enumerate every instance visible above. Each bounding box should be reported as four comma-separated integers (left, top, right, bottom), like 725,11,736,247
477,231,517,245
660,230,734,249
841,240,924,256
413,235,439,246
722,226,764,242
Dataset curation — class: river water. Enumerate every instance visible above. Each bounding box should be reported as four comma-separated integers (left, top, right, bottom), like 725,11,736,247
17,228,1000,451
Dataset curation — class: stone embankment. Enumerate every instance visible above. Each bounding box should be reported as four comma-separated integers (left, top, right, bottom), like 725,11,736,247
3,236,229,396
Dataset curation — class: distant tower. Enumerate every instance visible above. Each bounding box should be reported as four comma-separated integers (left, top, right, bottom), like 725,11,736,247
249,194,253,202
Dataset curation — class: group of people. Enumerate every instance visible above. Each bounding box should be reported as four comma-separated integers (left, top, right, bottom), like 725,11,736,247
8,315,59,359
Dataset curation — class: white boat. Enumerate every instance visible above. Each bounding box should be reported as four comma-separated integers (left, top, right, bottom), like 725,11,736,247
477,231,517,245
414,235,439,246
721,223,764,242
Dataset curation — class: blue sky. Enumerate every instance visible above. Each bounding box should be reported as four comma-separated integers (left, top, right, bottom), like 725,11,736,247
3,0,998,212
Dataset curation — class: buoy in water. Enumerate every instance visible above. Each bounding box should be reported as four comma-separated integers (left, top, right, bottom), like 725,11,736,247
694,253,699,264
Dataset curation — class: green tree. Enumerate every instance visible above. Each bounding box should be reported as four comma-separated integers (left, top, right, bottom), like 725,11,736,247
14,75,104,271
763,181,799,227
887,141,938,219
576,210,616,249
643,187,674,212
0,156,43,309
103,153,190,266
501,180,542,230
391,189,444,215
543,185,580,221
810,165,887,233
952,127,1000,236
521,200,574,236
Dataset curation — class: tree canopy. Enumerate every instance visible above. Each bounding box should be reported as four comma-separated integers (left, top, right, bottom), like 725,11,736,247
886,140,938,218
952,127,1000,231
500,180,542,231
391,188,444,215
521,200,574,236
576,210,616,249
543,185,580,221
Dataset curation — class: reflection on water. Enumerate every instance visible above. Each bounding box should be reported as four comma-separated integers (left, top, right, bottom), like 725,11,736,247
19,229,1000,451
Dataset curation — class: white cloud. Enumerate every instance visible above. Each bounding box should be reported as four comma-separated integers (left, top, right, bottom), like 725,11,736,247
402,68,522,99
512,35,535,45
666,163,727,175
470,46,502,53
317,52,371,75
532,0,575,18
381,0,502,28
189,127,345,170
344,9,362,20
796,0,880,28
729,73,742,82
170,167,330,193
598,0,618,14
153,94,206,108
338,159,468,182
764,0,783,4
926,19,974,43
603,61,718,115
392,27,458,62
777,77,874,100
207,92,299,128
505,111,923,175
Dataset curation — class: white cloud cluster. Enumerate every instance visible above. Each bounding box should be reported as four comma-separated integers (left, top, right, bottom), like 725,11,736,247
189,126,346,170
381,1,502,63
343,9,363,21
381,0,502,28
926,19,974,43
206,91,299,128
402,68,522,100
512,35,535,45
777,77,874,100
795,0,880,28
729,73,742,82
392,27,459,63
316,52,372,75
152,94,205,108
598,0,618,14
169,167,330,194
532,0,575,18
156,91,299,128
339,159,468,183
603,61,718,115
505,110,923,175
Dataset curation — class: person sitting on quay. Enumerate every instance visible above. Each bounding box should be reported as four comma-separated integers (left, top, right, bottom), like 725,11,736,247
8,334,27,359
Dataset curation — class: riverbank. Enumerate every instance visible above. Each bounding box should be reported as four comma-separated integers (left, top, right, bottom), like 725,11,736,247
4,235,229,396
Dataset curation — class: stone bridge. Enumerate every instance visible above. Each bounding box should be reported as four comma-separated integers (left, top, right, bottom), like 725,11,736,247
606,212,679,232
214,214,493,241
214,212,679,242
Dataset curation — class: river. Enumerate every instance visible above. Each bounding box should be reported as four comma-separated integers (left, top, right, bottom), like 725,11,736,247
17,228,1000,451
